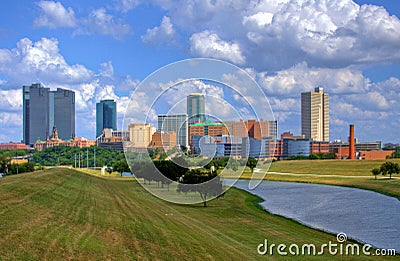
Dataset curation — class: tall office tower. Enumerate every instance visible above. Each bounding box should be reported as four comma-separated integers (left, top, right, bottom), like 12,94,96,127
96,100,117,138
23,83,75,147
301,87,329,142
187,93,205,124
23,84,49,147
52,88,75,141
157,114,188,147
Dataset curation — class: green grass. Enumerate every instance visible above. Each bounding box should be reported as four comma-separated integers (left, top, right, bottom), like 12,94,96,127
268,159,400,176
220,159,400,201
0,168,394,260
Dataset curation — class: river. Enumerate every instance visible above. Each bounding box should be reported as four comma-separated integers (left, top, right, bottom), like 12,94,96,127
225,179,400,251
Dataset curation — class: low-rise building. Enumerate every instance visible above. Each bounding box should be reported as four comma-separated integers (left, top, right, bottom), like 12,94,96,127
34,126,95,151
96,128,129,151
249,138,275,159
191,135,249,158
150,131,177,151
310,141,330,154
189,121,228,146
359,150,395,160
0,142,29,150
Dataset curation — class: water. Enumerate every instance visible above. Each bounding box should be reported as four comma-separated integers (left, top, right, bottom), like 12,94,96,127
225,179,400,251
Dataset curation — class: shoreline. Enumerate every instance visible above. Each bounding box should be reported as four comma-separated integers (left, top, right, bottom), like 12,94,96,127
229,180,400,254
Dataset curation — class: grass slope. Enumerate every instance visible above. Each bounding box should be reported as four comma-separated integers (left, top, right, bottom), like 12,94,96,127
0,168,393,260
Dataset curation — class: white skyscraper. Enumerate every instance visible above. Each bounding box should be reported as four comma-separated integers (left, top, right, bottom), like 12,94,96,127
301,87,329,142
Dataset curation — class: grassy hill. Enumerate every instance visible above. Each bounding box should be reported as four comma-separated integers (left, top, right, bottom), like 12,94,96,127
0,168,395,260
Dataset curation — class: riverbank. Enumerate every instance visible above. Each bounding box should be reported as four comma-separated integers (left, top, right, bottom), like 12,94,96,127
223,159,400,200
230,179,400,252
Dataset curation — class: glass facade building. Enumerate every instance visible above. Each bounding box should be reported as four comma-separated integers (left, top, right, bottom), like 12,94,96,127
157,114,188,147
96,100,117,138
187,93,205,124
52,88,75,141
192,135,249,158
23,84,75,147
282,139,311,158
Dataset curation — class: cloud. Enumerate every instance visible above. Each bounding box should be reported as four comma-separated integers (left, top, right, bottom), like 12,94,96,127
142,16,177,45
0,89,22,111
257,62,369,96
189,30,245,64
0,112,22,128
0,37,136,141
116,0,142,12
0,37,93,86
152,0,400,70
34,1,77,28
76,8,132,39
34,3,132,39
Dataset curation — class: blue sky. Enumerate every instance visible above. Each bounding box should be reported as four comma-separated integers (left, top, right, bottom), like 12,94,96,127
0,0,399,144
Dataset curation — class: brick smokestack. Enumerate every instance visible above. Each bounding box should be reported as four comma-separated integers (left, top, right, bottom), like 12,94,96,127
349,124,355,160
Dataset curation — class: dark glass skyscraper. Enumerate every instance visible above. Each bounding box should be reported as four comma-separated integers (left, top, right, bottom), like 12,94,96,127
96,100,117,137
23,83,75,147
52,88,75,141
187,93,205,124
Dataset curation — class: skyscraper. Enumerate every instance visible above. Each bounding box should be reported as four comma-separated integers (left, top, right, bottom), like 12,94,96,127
96,100,117,137
301,87,329,142
23,83,75,147
52,88,75,141
157,114,188,147
187,93,205,124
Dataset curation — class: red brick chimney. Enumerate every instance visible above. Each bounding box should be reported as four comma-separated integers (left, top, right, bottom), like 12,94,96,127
349,124,355,160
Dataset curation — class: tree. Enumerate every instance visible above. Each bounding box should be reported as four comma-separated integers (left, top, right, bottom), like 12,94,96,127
226,160,240,172
113,159,130,173
390,151,400,159
0,153,10,174
371,168,380,180
246,157,258,173
154,160,188,189
177,169,223,207
379,162,400,179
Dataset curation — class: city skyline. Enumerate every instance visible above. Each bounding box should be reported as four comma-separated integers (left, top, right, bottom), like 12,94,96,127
0,1,400,144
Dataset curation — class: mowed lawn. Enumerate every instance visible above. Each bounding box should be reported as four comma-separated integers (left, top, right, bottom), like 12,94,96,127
269,159,400,176
228,159,400,200
0,168,393,260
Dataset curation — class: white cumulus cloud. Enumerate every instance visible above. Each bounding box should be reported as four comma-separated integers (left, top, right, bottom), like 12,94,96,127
142,16,177,45
190,30,245,65
34,1,77,28
77,8,132,39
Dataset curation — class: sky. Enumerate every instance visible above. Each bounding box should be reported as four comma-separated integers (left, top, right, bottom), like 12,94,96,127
0,0,399,144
